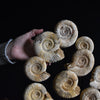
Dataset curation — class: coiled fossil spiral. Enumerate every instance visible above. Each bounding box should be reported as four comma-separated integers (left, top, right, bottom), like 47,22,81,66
80,87,100,100
67,49,94,76
24,83,53,100
55,20,78,48
75,36,94,52
25,56,50,82
33,31,64,63
54,70,80,98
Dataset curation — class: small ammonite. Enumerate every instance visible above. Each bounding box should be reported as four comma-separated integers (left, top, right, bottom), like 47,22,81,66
25,56,50,82
75,36,94,52
24,83,53,100
54,70,80,99
55,19,78,48
80,87,100,100
67,49,95,76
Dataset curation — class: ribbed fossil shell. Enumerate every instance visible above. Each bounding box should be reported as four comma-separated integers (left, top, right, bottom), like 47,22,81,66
55,20,78,48
67,49,94,76
54,70,80,98
90,66,100,89
33,31,64,63
75,36,94,52
80,87,100,100
24,83,53,100
25,56,50,82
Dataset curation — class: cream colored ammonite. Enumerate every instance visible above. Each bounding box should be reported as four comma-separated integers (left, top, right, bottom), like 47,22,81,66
25,56,50,82
75,36,94,52
33,31,64,63
90,66,100,89
67,49,95,76
80,87,100,100
24,83,53,100
54,70,80,99
55,20,78,48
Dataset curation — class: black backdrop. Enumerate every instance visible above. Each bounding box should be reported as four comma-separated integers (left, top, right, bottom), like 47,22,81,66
0,1,100,100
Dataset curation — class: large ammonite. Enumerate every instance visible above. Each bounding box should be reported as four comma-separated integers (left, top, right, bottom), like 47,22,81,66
33,31,64,63
25,56,50,82
54,70,80,99
55,20,78,48
75,36,94,52
24,83,53,100
80,87,100,100
90,65,100,89
67,49,95,76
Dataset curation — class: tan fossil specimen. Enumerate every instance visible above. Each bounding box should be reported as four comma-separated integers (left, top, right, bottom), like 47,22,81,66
75,36,94,52
80,87,100,100
25,56,50,82
54,70,80,99
55,20,78,48
24,83,53,100
33,31,64,63
90,65,100,89
66,49,94,76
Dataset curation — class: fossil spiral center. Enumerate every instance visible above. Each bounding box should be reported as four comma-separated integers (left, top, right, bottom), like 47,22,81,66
60,25,72,38
77,55,88,68
86,94,97,100
31,90,42,99
31,63,42,74
62,78,74,90
42,38,55,51
80,41,89,49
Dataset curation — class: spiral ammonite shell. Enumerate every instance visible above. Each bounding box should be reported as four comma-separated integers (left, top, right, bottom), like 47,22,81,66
24,83,53,100
67,49,95,76
33,31,64,63
55,20,78,48
54,70,80,98
75,36,94,52
80,87,100,100
25,56,50,82
90,66,100,89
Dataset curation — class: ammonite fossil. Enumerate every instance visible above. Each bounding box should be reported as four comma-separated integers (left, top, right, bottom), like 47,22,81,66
54,70,80,99
33,31,64,63
24,83,53,100
67,49,95,76
75,36,94,52
55,20,78,48
90,65,100,89
25,56,50,82
80,87,100,100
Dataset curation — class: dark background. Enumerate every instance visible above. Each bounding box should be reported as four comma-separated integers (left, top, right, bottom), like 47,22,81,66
0,1,100,100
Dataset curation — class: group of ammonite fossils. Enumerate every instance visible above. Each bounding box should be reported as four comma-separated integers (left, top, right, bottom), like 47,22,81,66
24,19,100,100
